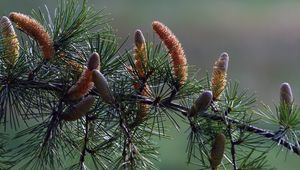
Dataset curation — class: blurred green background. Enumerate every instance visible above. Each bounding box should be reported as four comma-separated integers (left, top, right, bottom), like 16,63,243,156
1,0,300,169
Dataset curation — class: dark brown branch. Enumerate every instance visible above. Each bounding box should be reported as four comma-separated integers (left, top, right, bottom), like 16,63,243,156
200,112,300,156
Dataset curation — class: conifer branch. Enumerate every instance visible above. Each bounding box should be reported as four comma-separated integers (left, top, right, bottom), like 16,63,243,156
1,1,300,169
8,79,300,156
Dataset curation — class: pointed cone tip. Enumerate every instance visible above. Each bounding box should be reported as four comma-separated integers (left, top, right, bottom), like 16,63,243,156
134,29,145,46
87,52,100,70
202,90,213,98
280,82,293,104
0,16,9,23
216,52,229,71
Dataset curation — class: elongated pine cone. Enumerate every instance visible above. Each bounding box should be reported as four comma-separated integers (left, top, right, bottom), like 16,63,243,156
210,133,225,170
280,82,293,106
152,21,187,87
134,29,151,120
0,16,19,66
134,29,147,78
9,12,54,60
62,96,95,121
92,70,114,104
67,53,100,100
188,91,212,117
211,52,229,100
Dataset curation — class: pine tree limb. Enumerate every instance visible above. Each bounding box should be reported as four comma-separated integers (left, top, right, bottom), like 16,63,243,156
11,80,300,156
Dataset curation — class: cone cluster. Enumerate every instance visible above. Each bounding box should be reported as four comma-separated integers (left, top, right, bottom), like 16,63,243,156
66,52,100,100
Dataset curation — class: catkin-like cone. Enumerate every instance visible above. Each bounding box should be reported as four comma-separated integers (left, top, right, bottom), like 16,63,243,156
211,52,229,100
92,70,114,104
280,82,293,106
133,29,151,120
9,12,54,60
87,52,100,71
67,69,94,101
0,16,19,66
62,96,95,121
152,21,188,87
188,91,212,117
211,133,225,170
134,29,147,78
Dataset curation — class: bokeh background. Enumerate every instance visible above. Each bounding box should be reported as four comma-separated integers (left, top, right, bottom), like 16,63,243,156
1,0,300,169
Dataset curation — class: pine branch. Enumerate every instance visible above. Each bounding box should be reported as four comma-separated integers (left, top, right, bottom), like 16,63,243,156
11,79,300,156
1,1,300,169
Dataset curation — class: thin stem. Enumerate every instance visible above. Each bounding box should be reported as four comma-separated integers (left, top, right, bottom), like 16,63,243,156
28,60,48,80
79,117,89,170
41,99,63,149
118,105,134,170
224,109,237,170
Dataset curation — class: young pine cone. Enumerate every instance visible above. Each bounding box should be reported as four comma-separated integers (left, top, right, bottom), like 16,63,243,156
210,133,225,170
188,90,212,117
0,16,19,67
92,70,115,104
66,52,100,100
280,82,293,106
211,52,229,100
87,52,100,70
134,29,147,78
61,96,95,121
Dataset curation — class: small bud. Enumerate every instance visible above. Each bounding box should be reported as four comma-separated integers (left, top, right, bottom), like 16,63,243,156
0,16,19,66
280,82,293,105
87,52,100,70
188,91,212,117
133,29,147,78
215,52,229,72
92,70,114,104
134,29,146,48
152,21,188,87
62,96,95,121
210,133,225,169
211,52,229,100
